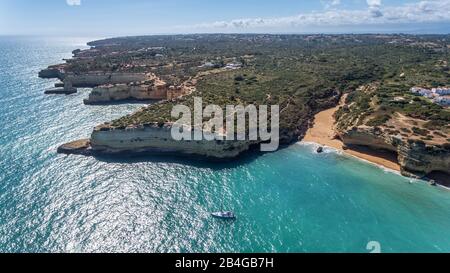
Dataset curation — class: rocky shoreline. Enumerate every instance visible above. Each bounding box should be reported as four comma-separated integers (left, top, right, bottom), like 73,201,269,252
55,93,340,160
56,128,259,161
42,63,449,182
83,77,194,105
304,95,450,185
337,126,450,179
57,139,92,156
39,34,449,184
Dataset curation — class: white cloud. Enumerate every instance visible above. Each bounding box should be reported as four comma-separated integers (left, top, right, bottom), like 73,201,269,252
66,0,81,6
183,0,450,30
366,0,383,18
322,0,341,9
367,0,382,8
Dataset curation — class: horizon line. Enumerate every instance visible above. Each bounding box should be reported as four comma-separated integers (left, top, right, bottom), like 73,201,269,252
1,31,449,38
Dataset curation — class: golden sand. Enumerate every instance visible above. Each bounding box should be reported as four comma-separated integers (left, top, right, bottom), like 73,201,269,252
302,102,401,172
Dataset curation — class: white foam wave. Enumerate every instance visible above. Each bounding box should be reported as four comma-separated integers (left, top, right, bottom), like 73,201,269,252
296,141,343,155
297,141,401,174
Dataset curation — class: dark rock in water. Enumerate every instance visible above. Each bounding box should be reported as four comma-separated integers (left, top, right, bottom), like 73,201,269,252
429,180,437,187
317,146,324,153
45,87,77,95
38,68,62,79
72,48,82,55
45,80,77,95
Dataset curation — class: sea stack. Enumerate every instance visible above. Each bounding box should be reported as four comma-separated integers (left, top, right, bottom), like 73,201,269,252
44,79,77,95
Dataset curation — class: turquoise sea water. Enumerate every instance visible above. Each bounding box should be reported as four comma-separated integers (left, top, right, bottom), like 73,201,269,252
1,36,450,253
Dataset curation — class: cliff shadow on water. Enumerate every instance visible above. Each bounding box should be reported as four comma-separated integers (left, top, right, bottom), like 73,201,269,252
341,143,449,186
87,143,290,170
427,171,450,187
344,143,400,167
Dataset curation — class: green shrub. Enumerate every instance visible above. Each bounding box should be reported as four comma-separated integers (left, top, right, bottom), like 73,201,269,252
234,75,244,81
412,127,430,136
366,114,391,126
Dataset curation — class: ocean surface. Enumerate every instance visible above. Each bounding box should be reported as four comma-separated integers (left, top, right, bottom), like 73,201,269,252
1,36,450,253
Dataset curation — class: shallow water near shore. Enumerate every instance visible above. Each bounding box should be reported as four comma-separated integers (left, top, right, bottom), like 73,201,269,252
2,36,450,253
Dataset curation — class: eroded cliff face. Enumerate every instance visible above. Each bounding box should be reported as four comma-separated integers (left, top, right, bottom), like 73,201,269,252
66,72,151,88
38,66,65,79
333,82,450,180
39,66,151,88
338,126,450,177
40,64,194,103
83,77,194,104
89,123,256,159
58,88,340,159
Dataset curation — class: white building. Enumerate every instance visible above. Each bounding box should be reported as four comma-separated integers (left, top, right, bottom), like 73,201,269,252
410,87,421,93
225,62,242,70
198,62,215,68
433,96,450,106
432,88,450,96
411,87,433,97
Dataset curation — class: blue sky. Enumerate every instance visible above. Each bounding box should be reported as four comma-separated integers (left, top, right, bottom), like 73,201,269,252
0,0,449,36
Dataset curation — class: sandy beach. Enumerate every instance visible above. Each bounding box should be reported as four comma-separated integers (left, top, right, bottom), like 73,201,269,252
302,100,401,172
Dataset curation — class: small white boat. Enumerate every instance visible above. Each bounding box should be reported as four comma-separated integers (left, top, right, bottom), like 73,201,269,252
211,211,236,220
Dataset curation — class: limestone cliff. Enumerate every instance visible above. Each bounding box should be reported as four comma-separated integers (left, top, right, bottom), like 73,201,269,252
59,123,257,159
65,72,152,88
333,82,450,180
39,64,154,88
337,123,450,178
38,65,65,79
83,77,194,104
58,88,339,159
40,64,194,103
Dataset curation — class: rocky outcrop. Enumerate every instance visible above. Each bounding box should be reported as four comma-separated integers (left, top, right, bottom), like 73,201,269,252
39,64,194,101
57,139,92,155
39,64,154,88
83,77,193,104
44,80,77,95
59,87,339,159
59,123,257,159
64,72,152,88
38,66,65,79
397,141,450,178
84,82,165,104
338,126,450,178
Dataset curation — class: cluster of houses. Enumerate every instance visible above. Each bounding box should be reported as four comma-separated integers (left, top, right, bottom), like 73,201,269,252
198,61,217,68
410,87,450,106
224,62,243,70
198,60,243,70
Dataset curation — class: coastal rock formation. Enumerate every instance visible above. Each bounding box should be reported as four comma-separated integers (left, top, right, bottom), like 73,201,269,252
44,79,77,95
83,76,194,104
337,126,450,178
64,72,152,88
332,82,450,181
59,88,340,159
57,139,92,155
39,64,156,88
38,66,65,79
40,65,193,102
48,34,448,176
60,123,256,159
